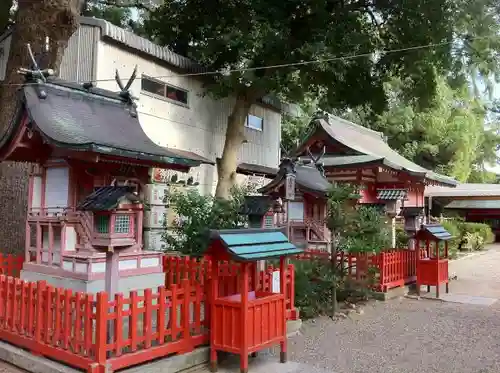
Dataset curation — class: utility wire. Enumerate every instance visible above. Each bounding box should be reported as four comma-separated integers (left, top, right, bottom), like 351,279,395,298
0,35,490,87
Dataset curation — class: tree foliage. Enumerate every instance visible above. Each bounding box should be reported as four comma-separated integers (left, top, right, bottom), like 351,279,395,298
363,77,500,182
325,183,390,312
81,0,148,36
144,0,462,198
163,186,249,256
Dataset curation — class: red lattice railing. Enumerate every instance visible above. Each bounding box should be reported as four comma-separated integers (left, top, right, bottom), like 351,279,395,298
294,248,426,292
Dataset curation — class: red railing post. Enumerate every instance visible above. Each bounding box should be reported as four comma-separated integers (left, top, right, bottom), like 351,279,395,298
93,291,108,373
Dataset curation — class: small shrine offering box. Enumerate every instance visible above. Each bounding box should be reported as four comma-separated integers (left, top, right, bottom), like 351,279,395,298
205,228,302,373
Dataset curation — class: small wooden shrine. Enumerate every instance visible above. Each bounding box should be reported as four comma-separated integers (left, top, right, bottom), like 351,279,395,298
240,195,276,228
205,228,302,373
0,68,213,293
415,224,452,298
258,158,332,249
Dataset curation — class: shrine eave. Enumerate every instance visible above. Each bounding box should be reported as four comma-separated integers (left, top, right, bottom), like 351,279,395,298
258,164,332,197
297,117,457,187
0,78,215,170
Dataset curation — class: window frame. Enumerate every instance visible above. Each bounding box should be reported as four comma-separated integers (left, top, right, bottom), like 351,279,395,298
245,114,264,131
140,75,190,108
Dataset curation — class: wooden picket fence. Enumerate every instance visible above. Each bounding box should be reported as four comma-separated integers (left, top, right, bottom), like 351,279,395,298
163,256,298,320
294,248,425,292
0,275,208,373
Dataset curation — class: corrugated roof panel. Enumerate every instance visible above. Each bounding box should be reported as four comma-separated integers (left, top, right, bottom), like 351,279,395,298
445,200,500,209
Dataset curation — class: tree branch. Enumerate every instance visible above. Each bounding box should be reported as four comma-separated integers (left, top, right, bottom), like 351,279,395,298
94,0,152,12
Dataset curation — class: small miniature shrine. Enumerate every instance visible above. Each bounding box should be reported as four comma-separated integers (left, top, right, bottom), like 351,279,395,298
258,158,332,249
240,196,276,228
0,67,213,293
205,228,302,373
415,224,452,298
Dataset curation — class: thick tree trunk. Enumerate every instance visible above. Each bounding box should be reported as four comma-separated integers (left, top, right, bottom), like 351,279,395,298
0,0,80,253
214,96,253,199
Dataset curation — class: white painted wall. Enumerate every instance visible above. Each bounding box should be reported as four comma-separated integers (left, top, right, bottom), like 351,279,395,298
44,167,69,214
95,42,281,195
31,176,42,210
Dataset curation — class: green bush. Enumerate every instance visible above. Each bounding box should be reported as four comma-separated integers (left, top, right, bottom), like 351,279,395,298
292,258,371,319
461,222,495,246
441,219,494,253
441,220,461,257
395,226,409,248
163,186,249,256
292,259,336,319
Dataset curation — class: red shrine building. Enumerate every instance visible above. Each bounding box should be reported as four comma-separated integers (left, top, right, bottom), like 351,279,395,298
259,114,457,247
0,70,213,292
296,114,457,204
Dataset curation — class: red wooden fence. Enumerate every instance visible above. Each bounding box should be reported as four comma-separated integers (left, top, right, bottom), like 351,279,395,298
163,256,298,320
294,248,424,292
0,254,24,278
0,275,207,373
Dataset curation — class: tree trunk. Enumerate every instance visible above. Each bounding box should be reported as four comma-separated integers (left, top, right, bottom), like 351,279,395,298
330,234,338,314
214,96,253,199
0,0,80,253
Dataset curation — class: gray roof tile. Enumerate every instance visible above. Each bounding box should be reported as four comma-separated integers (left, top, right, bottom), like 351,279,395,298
259,160,331,196
22,78,214,167
77,186,140,211
309,116,457,187
377,189,408,200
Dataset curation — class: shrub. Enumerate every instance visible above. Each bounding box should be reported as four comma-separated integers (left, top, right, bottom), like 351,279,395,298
441,220,461,257
395,226,409,248
163,186,249,256
461,222,495,247
292,259,336,319
441,219,494,253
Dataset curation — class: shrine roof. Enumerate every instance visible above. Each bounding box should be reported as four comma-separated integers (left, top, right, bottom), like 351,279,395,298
417,224,453,241
258,161,332,197
208,228,302,261
240,196,273,216
301,116,457,187
377,189,408,200
3,77,214,168
77,186,140,211
445,199,500,210
236,162,278,179
426,183,500,197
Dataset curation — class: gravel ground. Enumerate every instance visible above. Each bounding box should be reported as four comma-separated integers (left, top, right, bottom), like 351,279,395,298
287,299,500,373
281,244,500,373
0,362,25,373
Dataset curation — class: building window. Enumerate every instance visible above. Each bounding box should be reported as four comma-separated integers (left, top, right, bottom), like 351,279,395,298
245,114,263,131
114,214,131,234
141,75,189,106
95,215,110,234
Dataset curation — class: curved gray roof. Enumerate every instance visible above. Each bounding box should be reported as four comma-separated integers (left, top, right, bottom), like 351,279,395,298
308,116,457,187
17,78,213,167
